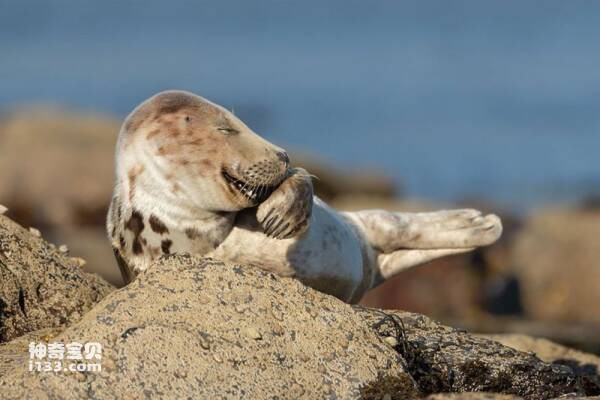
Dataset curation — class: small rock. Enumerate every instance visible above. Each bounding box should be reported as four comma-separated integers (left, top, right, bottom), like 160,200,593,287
28,227,41,237
234,304,247,313
199,337,210,350
70,257,87,267
270,308,284,321
0,204,7,215
244,327,262,340
197,294,211,304
290,383,305,397
384,336,398,347
58,244,69,254
272,323,285,336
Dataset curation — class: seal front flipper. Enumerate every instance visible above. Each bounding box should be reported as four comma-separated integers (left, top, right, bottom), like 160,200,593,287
256,168,313,239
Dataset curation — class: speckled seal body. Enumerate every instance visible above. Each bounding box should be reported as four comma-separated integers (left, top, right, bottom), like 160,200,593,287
107,90,502,302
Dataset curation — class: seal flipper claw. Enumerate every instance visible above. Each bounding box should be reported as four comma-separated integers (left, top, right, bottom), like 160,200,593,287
272,222,290,239
256,168,314,240
264,216,278,233
259,207,275,225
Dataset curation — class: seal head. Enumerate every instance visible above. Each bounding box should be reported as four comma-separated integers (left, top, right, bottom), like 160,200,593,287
119,90,289,212
108,90,295,281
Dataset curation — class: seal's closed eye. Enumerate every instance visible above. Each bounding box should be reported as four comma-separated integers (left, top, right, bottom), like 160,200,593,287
217,127,239,135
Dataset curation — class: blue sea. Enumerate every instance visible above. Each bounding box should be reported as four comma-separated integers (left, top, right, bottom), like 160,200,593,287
1,0,599,210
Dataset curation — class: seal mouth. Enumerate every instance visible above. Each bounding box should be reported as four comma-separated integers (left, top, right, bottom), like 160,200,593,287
222,169,277,203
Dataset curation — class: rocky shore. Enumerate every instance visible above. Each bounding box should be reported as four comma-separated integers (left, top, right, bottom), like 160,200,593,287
1,213,599,399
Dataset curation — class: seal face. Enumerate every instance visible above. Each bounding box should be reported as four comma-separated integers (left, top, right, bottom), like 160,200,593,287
107,89,502,303
120,90,289,211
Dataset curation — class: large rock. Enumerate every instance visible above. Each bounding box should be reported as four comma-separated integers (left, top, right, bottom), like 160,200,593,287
358,308,599,399
0,108,125,287
1,255,599,399
53,227,124,287
0,256,419,399
512,209,600,323
0,214,113,343
292,153,398,202
424,395,599,400
0,108,119,229
482,334,600,395
483,334,600,369
425,394,521,399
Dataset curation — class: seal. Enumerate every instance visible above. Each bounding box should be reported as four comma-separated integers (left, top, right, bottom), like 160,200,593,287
107,90,502,303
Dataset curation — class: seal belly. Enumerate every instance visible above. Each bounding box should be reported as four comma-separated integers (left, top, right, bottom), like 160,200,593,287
209,198,365,301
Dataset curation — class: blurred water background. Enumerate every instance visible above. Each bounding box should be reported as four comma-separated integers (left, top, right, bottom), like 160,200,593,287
1,0,599,210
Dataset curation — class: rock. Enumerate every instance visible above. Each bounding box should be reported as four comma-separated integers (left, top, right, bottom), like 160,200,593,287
1,255,599,399
0,256,419,399
0,215,114,343
426,396,600,400
54,227,124,287
361,253,481,319
482,334,600,369
292,152,398,201
330,196,443,212
425,394,522,399
28,227,41,238
0,109,123,286
0,327,63,378
512,209,600,323
0,108,119,229
356,308,600,398
481,334,600,395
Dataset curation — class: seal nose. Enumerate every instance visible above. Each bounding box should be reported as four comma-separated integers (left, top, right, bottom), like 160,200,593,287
276,151,290,166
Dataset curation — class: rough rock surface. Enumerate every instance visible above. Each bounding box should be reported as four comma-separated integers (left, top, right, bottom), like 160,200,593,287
425,394,522,399
426,396,600,400
0,327,63,377
482,334,600,396
512,209,600,323
482,334,600,369
0,256,419,399
357,308,600,399
1,254,599,399
0,214,114,343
